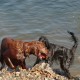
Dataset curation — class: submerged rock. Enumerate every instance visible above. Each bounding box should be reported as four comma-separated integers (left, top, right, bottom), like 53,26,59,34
0,62,77,80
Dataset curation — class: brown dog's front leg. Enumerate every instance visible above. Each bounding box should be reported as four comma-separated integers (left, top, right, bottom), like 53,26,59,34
33,57,41,66
20,60,28,70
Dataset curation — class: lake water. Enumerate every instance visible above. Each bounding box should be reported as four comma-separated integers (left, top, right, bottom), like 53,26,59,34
0,0,80,76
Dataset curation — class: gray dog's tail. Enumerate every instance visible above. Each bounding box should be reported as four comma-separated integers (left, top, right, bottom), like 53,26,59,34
68,31,78,53
67,31,78,66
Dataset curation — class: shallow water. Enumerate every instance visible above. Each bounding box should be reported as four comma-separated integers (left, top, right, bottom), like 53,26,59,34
0,0,80,76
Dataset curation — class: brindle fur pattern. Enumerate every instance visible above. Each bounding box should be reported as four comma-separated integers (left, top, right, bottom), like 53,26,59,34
34,31,78,79
0,38,49,70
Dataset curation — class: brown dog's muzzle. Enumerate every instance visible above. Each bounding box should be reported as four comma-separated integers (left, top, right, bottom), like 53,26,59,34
38,52,48,60
38,48,49,60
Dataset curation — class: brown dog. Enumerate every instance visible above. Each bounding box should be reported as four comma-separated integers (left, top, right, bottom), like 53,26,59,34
0,37,49,70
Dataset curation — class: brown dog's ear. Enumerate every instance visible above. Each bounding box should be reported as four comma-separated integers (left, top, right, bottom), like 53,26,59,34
24,50,30,58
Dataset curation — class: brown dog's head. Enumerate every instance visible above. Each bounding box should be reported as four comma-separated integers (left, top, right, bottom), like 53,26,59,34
35,42,49,60
24,41,49,60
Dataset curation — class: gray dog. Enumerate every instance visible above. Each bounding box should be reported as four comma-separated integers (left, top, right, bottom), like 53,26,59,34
34,31,78,79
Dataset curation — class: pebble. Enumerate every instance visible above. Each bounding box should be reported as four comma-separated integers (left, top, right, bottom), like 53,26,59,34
15,72,20,77
0,77,2,80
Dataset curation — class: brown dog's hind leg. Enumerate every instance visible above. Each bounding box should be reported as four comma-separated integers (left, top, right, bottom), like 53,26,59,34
0,58,5,70
4,57,16,69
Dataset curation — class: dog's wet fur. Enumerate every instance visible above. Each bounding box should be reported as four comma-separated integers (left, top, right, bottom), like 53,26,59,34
0,38,49,70
34,31,78,79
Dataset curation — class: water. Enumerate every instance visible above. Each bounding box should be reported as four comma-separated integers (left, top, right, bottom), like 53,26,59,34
0,0,80,75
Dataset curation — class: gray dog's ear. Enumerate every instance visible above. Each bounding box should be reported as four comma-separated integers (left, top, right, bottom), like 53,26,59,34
38,36,50,49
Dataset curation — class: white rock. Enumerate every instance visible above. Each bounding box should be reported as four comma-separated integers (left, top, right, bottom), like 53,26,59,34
0,77,2,80
15,72,20,77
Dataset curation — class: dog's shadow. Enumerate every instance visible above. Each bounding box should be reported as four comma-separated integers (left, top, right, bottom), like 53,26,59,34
53,69,80,80
53,69,67,77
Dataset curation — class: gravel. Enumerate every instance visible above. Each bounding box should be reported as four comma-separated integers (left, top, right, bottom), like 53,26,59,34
0,62,79,80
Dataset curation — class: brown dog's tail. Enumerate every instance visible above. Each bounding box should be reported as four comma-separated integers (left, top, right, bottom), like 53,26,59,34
0,49,2,63
0,49,5,70
68,31,78,53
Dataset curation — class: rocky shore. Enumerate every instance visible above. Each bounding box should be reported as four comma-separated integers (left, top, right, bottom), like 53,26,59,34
0,62,79,80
